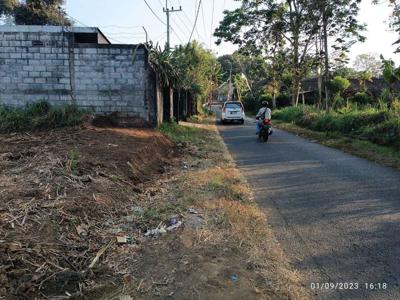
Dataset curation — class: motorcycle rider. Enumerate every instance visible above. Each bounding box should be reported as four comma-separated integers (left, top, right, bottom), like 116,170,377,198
256,101,272,135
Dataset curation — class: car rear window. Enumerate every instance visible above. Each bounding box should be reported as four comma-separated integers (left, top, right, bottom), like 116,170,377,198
225,102,242,109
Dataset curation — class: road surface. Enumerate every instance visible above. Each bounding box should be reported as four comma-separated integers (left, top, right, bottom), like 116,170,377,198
217,116,400,299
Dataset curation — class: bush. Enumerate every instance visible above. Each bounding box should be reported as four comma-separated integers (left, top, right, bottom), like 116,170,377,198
260,94,273,103
276,93,291,108
273,106,305,123
362,118,400,149
274,105,399,148
0,101,88,133
351,92,373,105
392,99,400,117
329,76,350,96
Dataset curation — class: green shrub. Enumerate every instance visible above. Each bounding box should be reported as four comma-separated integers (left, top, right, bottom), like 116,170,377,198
276,93,291,108
260,94,273,103
329,76,350,96
335,109,389,133
351,92,373,105
0,101,88,133
392,99,400,117
273,106,305,123
274,105,399,148
362,118,400,149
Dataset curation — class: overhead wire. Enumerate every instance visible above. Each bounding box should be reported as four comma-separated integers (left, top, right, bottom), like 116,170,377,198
170,18,189,41
209,0,216,47
200,0,208,43
171,26,184,44
64,12,90,28
177,0,203,41
143,0,167,25
99,25,143,29
189,0,202,43
64,12,145,44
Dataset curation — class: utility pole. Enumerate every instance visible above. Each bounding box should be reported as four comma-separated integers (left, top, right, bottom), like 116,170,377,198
163,0,182,50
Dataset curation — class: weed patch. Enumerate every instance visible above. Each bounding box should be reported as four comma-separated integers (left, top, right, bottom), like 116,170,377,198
274,105,400,150
159,121,203,143
0,101,88,133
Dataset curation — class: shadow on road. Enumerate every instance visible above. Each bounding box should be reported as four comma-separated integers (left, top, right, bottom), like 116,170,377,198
217,120,400,300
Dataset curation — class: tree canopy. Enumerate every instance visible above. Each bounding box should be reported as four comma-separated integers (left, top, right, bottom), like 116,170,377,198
0,0,71,25
215,0,364,109
149,41,221,109
353,53,382,77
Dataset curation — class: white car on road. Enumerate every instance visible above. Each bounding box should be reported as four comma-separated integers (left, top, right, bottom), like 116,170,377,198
221,101,245,124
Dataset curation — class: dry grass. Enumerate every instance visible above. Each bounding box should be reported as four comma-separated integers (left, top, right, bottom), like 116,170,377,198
168,117,310,299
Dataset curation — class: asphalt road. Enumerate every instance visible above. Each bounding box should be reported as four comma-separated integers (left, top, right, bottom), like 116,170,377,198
217,116,400,299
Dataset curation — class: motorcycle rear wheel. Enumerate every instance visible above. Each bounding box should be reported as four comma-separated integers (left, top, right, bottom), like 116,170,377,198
258,129,269,143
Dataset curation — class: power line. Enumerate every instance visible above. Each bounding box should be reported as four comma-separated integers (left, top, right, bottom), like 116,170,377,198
175,13,192,35
210,0,215,47
170,18,189,40
200,0,207,42
189,0,202,43
177,0,203,41
107,36,126,44
143,0,167,25
65,12,90,27
154,31,167,43
99,25,143,29
102,30,147,35
171,26,184,44
163,0,182,49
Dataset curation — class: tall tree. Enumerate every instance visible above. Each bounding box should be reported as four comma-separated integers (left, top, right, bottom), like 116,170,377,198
0,0,71,25
353,53,382,76
215,0,363,109
373,0,400,52
215,0,321,106
309,0,364,109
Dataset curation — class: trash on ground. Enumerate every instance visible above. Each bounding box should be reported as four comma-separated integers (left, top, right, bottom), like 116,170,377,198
188,208,200,214
166,221,183,231
116,235,133,244
145,226,167,237
76,225,88,237
230,274,239,282
169,217,178,226
144,220,183,237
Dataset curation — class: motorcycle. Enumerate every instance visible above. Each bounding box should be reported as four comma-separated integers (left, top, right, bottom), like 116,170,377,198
257,118,273,142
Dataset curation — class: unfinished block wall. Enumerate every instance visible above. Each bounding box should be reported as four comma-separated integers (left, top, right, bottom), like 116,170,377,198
0,26,157,124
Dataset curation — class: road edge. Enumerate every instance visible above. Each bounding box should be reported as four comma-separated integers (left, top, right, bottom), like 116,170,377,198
274,120,400,170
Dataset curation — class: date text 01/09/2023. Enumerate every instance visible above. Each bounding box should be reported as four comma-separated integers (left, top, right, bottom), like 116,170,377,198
310,282,388,290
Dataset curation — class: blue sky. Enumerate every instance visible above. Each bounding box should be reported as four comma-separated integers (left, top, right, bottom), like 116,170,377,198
65,0,400,63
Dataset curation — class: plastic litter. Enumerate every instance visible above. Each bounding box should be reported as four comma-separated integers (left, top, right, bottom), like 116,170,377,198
188,208,199,214
145,220,183,237
116,235,133,244
169,217,178,226
144,227,167,237
166,221,183,231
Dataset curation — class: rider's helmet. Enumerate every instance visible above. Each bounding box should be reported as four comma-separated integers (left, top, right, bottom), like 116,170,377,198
262,101,269,107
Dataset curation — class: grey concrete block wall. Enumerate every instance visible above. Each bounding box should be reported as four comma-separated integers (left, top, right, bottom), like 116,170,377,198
0,26,156,124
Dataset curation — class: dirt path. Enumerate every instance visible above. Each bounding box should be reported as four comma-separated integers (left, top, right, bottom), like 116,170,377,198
218,117,400,300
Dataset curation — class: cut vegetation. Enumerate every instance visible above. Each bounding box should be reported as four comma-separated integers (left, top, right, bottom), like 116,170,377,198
0,115,309,299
